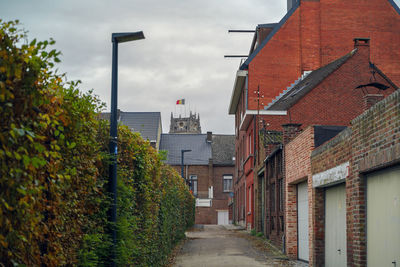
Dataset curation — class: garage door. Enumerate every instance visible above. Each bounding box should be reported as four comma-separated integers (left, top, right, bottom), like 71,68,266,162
217,210,229,225
297,181,309,261
367,166,400,266
325,183,346,267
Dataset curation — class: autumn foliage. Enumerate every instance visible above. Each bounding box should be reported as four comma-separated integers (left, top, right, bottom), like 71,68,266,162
0,20,194,266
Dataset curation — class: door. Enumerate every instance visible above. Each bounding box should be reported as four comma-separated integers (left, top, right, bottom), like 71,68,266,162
218,210,229,225
297,181,309,261
367,166,400,267
325,183,346,267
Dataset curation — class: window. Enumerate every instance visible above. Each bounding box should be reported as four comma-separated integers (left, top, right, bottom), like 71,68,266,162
223,175,233,192
279,178,283,211
248,133,252,155
189,175,197,196
248,186,252,214
270,183,275,212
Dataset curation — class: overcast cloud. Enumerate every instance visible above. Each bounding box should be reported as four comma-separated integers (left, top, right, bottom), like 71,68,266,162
2,0,399,134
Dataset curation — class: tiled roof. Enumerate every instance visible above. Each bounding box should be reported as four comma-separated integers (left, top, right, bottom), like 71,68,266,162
211,135,235,166
314,125,347,148
100,111,161,141
159,134,211,165
266,50,355,111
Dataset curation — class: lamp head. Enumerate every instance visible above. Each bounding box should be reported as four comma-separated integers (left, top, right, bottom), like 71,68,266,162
112,32,145,43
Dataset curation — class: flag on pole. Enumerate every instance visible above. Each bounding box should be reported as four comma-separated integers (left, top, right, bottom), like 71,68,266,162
176,99,185,105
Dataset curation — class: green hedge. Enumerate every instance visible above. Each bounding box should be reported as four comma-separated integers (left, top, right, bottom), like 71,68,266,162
0,20,194,266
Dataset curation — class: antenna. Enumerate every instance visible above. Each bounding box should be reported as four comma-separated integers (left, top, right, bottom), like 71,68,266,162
224,29,254,58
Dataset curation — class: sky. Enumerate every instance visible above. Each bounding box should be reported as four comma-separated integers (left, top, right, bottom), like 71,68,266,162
1,0,399,134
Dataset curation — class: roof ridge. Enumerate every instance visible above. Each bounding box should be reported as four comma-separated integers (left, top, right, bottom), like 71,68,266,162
265,73,309,109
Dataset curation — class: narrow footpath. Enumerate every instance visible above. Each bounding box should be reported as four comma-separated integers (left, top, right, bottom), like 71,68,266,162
173,225,307,267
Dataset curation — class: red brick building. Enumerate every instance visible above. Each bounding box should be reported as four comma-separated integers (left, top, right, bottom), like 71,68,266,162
160,132,235,225
229,0,400,232
310,89,400,266
258,39,396,257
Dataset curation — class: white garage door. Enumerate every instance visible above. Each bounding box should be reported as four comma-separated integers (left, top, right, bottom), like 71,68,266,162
297,181,309,261
325,183,346,267
217,210,229,225
367,166,400,267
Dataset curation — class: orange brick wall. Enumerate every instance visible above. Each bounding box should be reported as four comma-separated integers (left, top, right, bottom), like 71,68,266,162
284,126,315,261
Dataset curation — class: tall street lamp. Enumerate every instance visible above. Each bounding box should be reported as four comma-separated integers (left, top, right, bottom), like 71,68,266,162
109,31,144,266
181,149,192,181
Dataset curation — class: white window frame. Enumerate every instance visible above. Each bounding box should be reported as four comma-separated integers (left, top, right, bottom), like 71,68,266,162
189,175,198,196
223,175,233,192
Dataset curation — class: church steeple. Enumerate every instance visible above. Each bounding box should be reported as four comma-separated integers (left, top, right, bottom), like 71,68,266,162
169,111,201,134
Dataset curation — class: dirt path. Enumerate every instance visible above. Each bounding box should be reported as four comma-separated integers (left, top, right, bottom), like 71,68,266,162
173,225,307,267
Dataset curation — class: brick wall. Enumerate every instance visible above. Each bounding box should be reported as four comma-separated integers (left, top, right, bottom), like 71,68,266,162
171,164,234,225
247,0,400,111
311,89,400,266
311,128,352,266
285,126,315,260
258,44,396,132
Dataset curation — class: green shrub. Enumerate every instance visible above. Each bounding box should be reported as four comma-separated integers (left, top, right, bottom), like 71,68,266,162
250,229,257,236
0,20,194,266
256,232,264,238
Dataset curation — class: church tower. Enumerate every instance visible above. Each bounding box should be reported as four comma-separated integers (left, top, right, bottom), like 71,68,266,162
169,111,201,134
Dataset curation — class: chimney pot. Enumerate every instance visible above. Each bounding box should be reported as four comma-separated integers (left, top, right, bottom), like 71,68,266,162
354,38,370,47
206,131,212,143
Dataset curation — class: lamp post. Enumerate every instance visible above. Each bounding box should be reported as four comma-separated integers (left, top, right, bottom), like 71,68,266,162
109,31,144,266
181,149,192,182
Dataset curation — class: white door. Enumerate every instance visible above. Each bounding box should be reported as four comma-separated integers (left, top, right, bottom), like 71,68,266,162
325,183,346,267
218,210,229,225
367,166,400,267
297,181,309,261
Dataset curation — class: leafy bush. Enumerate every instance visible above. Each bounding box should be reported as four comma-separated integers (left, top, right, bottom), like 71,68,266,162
256,232,264,238
0,20,194,266
250,229,257,236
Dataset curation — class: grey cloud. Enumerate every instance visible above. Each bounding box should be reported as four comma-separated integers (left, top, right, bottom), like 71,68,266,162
3,0,397,134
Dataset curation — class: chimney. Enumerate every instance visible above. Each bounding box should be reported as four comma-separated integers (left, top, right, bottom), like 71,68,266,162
363,94,384,110
206,131,212,143
287,0,298,12
354,38,370,60
282,123,302,144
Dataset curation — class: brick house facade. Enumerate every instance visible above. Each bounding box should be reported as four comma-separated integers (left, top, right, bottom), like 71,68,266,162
229,0,400,233
252,39,397,254
160,133,235,225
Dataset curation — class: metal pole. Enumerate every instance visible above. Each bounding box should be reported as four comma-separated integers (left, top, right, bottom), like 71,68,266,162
181,150,184,178
109,39,118,267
